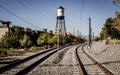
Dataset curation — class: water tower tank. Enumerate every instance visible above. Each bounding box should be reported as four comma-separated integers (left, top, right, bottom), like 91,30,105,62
57,6,64,20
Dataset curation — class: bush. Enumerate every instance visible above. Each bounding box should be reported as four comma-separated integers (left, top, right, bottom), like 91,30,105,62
115,41,120,44
29,46,43,52
0,49,7,57
105,39,113,45
7,49,24,56
95,37,101,41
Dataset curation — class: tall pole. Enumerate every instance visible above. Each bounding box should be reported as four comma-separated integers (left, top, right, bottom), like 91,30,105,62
93,32,94,42
80,31,81,37
73,28,75,36
89,17,91,47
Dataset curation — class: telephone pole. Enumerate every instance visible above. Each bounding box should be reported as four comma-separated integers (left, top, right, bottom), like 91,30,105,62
93,32,94,41
89,17,92,47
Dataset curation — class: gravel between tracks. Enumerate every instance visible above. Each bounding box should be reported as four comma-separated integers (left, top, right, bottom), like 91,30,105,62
27,45,80,75
84,41,120,75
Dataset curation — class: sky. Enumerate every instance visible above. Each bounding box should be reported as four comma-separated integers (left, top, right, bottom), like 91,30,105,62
0,0,118,36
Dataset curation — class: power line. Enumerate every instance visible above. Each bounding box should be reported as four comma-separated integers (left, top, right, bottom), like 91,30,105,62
18,0,41,17
28,0,55,25
80,0,84,30
18,0,46,27
89,0,105,18
80,0,84,18
0,4,42,30
34,0,55,21
18,0,49,26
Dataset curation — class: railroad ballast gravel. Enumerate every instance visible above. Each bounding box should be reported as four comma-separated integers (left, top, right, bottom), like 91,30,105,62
85,41,120,75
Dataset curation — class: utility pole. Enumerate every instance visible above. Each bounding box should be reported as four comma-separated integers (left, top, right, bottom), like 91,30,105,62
77,29,79,37
89,17,92,48
73,28,75,36
80,32,82,38
93,32,94,41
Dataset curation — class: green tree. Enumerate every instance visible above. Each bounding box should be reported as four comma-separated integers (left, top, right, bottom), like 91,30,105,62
100,18,113,39
37,33,47,46
19,34,32,48
47,34,53,47
1,32,10,48
52,34,63,46
99,12,120,40
1,29,20,48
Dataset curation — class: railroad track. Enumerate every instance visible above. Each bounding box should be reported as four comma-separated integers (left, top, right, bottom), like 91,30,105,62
0,46,67,75
75,44,113,75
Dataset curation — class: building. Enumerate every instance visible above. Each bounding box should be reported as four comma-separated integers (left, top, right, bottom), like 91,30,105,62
0,20,11,40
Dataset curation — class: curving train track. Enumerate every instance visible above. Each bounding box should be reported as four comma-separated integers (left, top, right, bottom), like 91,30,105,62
0,44,114,75
75,44,113,75
0,46,67,75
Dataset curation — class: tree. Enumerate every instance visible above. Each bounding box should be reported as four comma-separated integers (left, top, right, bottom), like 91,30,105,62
0,32,10,48
52,34,63,46
0,29,20,48
99,12,120,40
37,33,47,46
47,34,53,47
19,34,32,48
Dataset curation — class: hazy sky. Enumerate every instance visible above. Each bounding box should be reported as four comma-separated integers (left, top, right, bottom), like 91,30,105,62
0,0,118,36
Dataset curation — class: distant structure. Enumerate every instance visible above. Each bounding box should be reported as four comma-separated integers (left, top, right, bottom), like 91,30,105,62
55,6,66,36
112,0,120,4
0,20,11,39
112,0,120,11
49,30,53,34
43,29,47,33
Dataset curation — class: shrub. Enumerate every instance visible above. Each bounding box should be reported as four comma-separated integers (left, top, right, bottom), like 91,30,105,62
105,39,113,45
0,48,7,57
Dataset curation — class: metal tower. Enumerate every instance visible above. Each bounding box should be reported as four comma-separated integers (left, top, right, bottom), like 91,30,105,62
55,6,66,36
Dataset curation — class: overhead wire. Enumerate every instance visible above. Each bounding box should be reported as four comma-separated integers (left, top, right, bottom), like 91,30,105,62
30,0,69,32
18,0,42,18
0,4,42,30
80,0,84,19
79,0,90,24
89,0,106,36
92,0,105,17
17,0,46,27
21,0,66,31
79,0,85,26
28,0,55,25
34,0,55,21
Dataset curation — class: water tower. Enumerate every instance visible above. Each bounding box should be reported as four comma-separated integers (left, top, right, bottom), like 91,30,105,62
55,6,66,36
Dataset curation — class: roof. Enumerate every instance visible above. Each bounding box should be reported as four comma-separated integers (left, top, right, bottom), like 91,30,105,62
58,6,64,9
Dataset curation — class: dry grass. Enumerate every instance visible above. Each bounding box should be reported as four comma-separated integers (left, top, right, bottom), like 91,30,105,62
105,39,120,45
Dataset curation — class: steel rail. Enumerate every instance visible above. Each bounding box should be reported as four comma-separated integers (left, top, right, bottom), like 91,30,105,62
81,44,113,75
0,48,56,74
75,45,88,75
